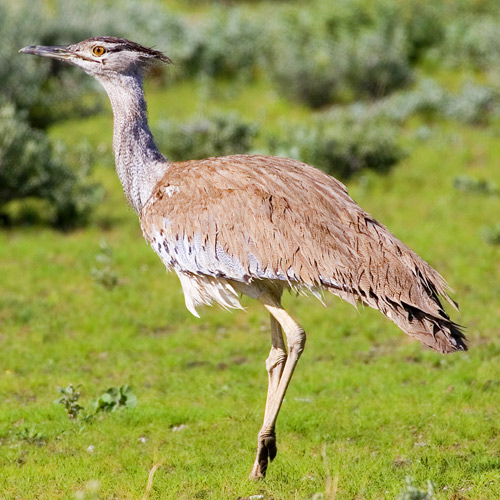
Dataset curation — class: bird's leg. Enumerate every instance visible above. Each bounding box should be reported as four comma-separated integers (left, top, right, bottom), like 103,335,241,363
265,314,287,416
250,298,306,480
251,314,287,478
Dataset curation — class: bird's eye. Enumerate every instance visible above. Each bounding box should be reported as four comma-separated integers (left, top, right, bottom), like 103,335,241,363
92,46,105,57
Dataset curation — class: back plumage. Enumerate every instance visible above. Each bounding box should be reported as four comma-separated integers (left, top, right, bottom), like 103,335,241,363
141,154,466,354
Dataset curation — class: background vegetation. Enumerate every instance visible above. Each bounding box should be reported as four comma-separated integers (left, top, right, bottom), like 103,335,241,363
0,0,499,498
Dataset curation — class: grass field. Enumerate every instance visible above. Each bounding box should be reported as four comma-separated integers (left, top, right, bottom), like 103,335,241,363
1,69,500,499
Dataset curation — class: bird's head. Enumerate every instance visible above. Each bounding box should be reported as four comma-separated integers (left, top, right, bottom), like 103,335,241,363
19,36,170,78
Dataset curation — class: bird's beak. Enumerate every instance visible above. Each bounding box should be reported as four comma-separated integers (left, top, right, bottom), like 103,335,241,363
19,44,74,61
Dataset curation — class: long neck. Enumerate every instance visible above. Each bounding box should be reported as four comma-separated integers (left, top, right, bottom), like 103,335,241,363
99,72,167,214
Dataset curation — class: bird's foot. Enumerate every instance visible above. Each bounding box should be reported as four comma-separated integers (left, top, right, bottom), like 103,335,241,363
249,434,277,480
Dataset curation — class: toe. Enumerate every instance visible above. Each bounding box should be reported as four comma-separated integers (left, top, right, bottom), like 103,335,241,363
264,436,277,462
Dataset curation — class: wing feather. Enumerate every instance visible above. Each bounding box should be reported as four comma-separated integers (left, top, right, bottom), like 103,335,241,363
141,155,465,352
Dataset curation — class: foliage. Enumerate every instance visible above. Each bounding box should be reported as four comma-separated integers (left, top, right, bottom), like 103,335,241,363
396,477,435,500
91,385,137,414
54,384,84,419
156,113,257,161
265,13,346,108
53,384,137,421
267,116,403,178
181,8,266,80
453,175,498,196
431,15,500,70
334,79,500,126
0,103,101,228
156,110,402,179
482,224,500,245
265,6,413,107
343,23,413,99
14,426,47,446
91,241,120,290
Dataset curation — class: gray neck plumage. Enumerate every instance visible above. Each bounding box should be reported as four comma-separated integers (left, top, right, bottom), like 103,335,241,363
98,71,167,214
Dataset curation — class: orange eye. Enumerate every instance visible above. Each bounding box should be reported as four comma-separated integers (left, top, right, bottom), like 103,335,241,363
92,46,105,57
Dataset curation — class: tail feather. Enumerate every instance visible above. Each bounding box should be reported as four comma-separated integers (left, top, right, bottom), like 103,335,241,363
386,300,467,354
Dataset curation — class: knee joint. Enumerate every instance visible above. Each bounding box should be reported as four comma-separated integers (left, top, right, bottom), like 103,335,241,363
265,347,287,372
289,327,306,357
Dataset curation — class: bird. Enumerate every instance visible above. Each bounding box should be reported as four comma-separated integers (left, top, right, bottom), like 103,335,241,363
20,36,467,479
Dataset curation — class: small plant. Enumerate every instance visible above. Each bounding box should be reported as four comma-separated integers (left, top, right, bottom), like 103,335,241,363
15,425,46,446
453,175,498,196
91,241,119,290
54,383,137,421
482,224,500,245
74,480,101,500
54,384,85,419
91,385,137,414
397,477,435,500
311,444,338,500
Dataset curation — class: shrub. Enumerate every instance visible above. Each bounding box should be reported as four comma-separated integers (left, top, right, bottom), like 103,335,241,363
343,24,413,99
156,113,257,161
267,115,403,178
453,175,498,196
443,83,499,124
181,8,266,80
266,12,349,108
266,9,413,107
340,79,500,125
401,1,445,61
0,103,101,228
482,224,500,246
430,16,500,70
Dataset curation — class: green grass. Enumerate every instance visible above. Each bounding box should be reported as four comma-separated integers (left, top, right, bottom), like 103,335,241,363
1,76,500,499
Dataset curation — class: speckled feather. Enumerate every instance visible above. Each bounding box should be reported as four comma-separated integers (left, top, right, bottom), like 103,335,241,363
141,154,466,354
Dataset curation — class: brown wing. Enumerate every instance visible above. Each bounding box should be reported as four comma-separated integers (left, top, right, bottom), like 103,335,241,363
141,155,466,353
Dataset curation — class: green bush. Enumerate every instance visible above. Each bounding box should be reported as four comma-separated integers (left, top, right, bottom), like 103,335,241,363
156,113,257,161
0,104,101,228
180,8,266,80
267,115,403,178
347,22,413,99
332,79,499,126
264,12,343,108
265,9,413,107
400,1,445,61
431,16,500,70
444,83,498,124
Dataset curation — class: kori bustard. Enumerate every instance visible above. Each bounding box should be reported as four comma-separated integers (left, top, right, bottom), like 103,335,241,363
20,37,466,479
